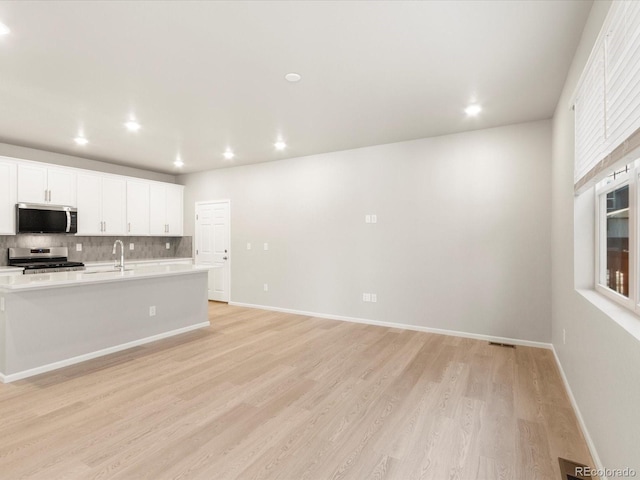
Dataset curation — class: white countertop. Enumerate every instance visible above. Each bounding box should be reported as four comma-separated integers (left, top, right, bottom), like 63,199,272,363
0,266,24,274
0,264,210,292
84,257,193,268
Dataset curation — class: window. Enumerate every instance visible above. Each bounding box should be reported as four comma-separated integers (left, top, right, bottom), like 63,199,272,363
596,164,637,310
578,0,640,315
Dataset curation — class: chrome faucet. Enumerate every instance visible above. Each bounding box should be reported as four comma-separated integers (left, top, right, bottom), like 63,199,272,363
112,240,125,272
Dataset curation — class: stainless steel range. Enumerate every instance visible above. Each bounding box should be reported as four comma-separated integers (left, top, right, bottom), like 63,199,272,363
8,247,85,274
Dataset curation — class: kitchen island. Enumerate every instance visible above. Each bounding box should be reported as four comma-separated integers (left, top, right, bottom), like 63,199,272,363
0,264,210,382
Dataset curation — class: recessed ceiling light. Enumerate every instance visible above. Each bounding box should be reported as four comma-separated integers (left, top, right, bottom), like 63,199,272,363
0,22,10,36
285,73,301,83
125,120,141,132
223,149,235,160
274,140,286,150
74,136,88,146
465,104,482,116
173,156,184,167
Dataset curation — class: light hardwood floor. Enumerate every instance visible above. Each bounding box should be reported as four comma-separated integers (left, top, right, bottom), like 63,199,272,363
0,302,595,479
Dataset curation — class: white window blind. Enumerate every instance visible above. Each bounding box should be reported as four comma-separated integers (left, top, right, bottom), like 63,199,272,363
574,41,605,186
574,0,640,194
606,0,640,150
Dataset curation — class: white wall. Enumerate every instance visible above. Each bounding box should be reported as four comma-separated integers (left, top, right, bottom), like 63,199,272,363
181,119,552,343
552,0,640,473
0,141,175,183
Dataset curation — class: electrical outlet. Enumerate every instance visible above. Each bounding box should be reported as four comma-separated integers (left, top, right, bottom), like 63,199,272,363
129,243,135,251
363,293,371,302
247,242,251,250
165,242,170,250
76,243,82,252
563,328,566,345
371,293,377,303
263,283,269,292
365,215,371,224
149,306,156,317
264,243,269,251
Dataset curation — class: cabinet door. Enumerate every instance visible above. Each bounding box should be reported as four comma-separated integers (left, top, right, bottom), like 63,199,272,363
76,173,103,235
165,184,183,236
102,177,127,235
149,183,167,235
17,164,48,204
48,168,77,206
0,161,17,234
126,180,150,235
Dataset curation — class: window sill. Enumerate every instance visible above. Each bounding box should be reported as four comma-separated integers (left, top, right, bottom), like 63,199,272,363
577,288,640,342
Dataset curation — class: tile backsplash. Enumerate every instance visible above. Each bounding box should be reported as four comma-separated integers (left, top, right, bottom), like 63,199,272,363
0,235,192,266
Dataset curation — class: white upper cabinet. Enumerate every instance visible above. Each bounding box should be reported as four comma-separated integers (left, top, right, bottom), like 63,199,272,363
3,158,183,237
166,184,183,236
17,164,76,206
101,177,127,235
77,173,127,235
149,183,167,236
17,164,46,204
47,168,77,206
77,173,102,235
0,160,17,234
126,180,150,235
150,182,184,236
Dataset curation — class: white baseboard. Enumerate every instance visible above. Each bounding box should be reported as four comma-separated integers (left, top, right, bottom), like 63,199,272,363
551,346,605,478
228,301,552,349
0,321,210,383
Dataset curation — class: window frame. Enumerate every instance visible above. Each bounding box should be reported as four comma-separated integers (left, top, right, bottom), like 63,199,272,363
594,165,638,312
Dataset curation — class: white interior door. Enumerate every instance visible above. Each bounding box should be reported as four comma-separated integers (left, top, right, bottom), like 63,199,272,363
195,201,230,302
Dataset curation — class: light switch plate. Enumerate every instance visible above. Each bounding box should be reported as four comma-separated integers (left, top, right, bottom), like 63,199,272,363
363,293,371,302
129,243,135,251
371,293,377,303
365,215,371,223
263,283,269,292
371,214,377,224
264,243,269,251
165,242,170,250
76,243,82,252
0,297,4,312
247,243,251,250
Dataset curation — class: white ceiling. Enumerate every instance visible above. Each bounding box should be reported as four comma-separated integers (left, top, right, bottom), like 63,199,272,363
0,1,593,174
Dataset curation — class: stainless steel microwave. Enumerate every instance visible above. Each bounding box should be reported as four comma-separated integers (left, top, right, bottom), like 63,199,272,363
16,203,78,234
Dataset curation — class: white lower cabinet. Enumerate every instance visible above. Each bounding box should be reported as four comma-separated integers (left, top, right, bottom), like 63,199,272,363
77,173,127,235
